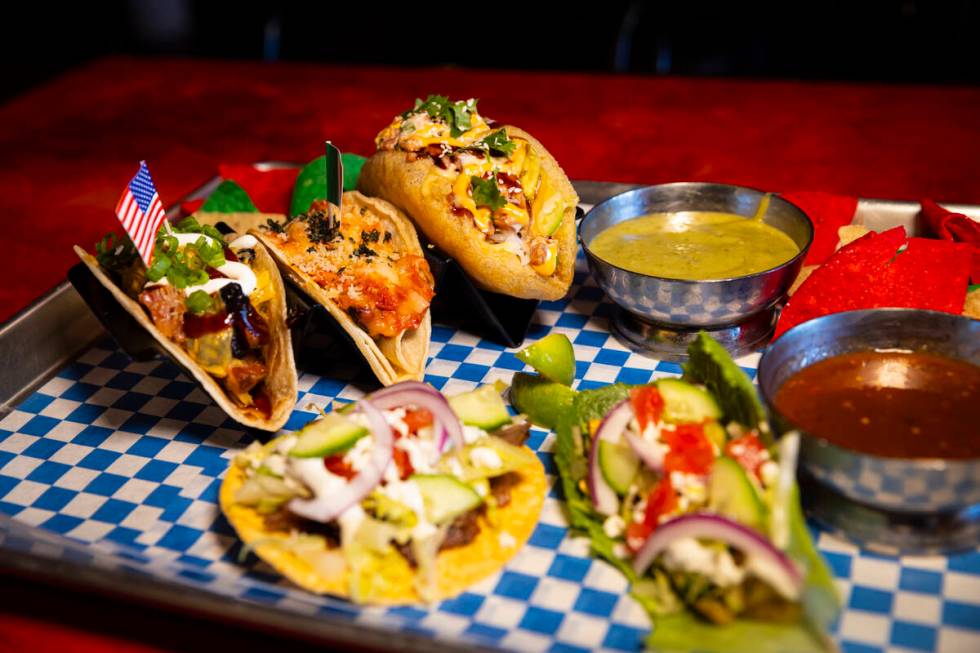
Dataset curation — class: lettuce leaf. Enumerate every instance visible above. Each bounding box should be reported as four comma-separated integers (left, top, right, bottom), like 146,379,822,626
549,340,839,652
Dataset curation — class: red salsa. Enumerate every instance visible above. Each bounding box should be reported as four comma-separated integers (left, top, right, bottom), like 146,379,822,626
774,350,980,459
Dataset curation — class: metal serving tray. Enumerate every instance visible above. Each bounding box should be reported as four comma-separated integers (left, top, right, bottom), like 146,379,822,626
1,179,978,653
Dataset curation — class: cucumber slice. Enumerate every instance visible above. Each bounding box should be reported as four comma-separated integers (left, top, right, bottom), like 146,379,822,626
411,474,484,524
598,440,640,495
289,413,368,458
708,457,766,530
657,378,722,424
449,386,512,431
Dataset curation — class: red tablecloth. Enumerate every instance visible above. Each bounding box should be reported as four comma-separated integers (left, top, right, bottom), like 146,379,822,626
2,56,980,650
3,56,980,322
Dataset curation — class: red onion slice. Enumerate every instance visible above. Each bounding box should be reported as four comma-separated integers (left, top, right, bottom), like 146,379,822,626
588,400,633,515
368,381,464,460
631,513,804,599
287,399,392,523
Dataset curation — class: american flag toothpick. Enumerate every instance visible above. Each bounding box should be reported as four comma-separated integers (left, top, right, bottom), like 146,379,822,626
115,161,168,266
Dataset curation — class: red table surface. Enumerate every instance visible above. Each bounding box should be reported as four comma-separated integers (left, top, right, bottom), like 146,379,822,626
2,56,980,650
3,56,980,323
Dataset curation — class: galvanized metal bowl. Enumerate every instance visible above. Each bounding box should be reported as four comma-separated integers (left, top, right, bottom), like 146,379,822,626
580,183,813,360
758,308,980,554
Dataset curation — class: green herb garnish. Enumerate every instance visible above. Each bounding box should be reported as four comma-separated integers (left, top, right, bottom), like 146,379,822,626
306,208,339,244
470,174,507,211
477,129,516,157
95,233,139,271
361,229,380,243
147,223,226,289
354,243,377,258
186,290,215,315
406,95,479,138
265,217,284,233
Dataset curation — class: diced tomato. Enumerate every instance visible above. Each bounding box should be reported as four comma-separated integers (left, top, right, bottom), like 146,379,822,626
402,408,433,437
323,455,356,480
725,434,769,480
662,423,714,476
392,446,414,480
630,386,664,431
626,477,678,551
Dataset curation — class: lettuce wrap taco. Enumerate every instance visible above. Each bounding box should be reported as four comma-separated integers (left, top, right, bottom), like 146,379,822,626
220,381,546,604
515,333,840,652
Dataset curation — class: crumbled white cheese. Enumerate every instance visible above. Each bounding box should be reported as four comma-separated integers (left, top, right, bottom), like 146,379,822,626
469,446,502,470
670,471,708,507
384,407,409,438
462,425,487,445
661,537,746,588
396,435,438,475
345,433,375,473
377,479,436,541
603,514,626,538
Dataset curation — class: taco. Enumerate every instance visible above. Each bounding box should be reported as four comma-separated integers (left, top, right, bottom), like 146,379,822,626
74,216,297,431
518,333,839,652
220,381,546,604
252,192,434,386
358,95,579,301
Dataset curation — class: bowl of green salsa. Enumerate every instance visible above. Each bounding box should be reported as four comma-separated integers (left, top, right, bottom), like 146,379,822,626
580,182,812,358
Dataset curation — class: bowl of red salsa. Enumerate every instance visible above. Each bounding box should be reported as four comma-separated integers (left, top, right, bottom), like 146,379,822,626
757,308,980,554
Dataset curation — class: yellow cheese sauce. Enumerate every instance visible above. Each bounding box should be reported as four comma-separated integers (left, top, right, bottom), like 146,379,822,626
588,211,800,280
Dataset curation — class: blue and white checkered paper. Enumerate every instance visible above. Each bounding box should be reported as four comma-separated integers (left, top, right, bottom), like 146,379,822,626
2,255,978,653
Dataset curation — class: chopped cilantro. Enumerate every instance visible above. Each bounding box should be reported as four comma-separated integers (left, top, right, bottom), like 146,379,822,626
361,229,380,243
95,232,139,272
405,95,479,138
306,208,339,244
470,174,507,211
186,290,215,315
354,243,377,257
477,129,516,157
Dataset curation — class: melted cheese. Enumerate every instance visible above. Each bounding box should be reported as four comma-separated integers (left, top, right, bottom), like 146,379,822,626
530,240,558,276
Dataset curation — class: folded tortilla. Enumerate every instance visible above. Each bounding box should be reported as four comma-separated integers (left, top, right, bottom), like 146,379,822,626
74,241,297,431
219,440,546,604
251,192,431,386
358,126,579,301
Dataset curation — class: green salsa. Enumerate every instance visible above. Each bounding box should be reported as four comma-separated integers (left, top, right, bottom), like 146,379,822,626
589,211,799,280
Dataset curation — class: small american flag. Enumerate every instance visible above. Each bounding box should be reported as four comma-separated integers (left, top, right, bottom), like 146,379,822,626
115,161,168,266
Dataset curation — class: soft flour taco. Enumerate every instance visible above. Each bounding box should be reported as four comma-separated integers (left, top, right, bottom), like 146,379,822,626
75,216,297,431
220,381,546,604
358,95,579,301
252,191,434,386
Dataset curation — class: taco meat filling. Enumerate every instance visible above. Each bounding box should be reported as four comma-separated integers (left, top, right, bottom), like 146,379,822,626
262,200,434,339
230,383,540,602
94,218,276,413
375,95,565,278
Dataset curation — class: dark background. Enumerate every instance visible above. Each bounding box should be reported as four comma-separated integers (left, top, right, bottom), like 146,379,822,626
3,0,978,103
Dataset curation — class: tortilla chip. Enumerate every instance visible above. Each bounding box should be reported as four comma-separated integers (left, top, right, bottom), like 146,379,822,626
358,126,578,301
252,191,430,386
219,445,546,604
74,242,297,431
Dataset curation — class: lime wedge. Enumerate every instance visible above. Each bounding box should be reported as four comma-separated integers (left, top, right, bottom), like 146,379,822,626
515,333,575,386
509,372,576,431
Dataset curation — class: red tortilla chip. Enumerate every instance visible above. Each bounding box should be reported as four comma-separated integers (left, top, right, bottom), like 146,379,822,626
780,192,857,266
774,226,971,339
218,164,298,214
